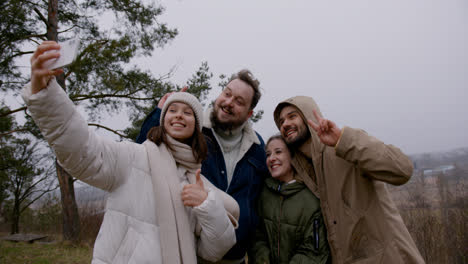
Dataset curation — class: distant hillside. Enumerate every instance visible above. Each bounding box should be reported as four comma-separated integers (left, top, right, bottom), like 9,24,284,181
410,147,468,171
390,147,468,209
33,147,468,209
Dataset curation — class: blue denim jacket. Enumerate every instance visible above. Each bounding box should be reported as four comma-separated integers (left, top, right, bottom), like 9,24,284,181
136,107,268,260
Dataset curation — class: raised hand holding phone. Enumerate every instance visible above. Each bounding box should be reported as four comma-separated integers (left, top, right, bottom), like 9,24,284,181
30,41,63,94
43,37,80,70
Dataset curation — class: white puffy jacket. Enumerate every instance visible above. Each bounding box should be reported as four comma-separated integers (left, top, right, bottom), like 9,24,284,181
22,80,237,264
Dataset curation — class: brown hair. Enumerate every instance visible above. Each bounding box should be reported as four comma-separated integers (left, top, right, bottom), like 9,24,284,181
147,121,208,163
266,134,297,177
266,134,295,158
228,69,261,110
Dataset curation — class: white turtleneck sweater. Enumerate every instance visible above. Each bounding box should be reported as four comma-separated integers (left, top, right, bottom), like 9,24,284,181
203,108,261,191
211,122,246,187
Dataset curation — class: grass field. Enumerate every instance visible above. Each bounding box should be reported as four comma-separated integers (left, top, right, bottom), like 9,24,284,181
0,241,92,264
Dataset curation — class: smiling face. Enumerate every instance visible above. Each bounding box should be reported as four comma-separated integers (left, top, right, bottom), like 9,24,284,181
211,78,254,130
163,102,196,143
266,138,294,183
278,105,310,147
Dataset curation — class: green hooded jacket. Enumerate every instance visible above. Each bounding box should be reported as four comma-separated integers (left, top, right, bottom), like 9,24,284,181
252,177,330,264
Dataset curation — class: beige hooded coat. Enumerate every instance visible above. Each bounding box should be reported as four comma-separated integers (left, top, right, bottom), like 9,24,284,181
274,96,424,264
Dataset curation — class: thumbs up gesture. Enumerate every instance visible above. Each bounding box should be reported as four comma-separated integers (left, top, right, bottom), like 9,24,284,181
182,169,208,207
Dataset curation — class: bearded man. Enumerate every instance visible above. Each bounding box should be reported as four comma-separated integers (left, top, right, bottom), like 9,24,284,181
273,96,425,264
137,69,268,263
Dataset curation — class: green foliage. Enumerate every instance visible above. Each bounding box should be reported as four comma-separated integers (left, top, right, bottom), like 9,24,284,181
0,106,23,208
0,0,215,241
1,135,56,233
1,103,56,233
0,1,35,91
1,0,220,139
250,110,264,123
1,0,182,130
185,61,213,106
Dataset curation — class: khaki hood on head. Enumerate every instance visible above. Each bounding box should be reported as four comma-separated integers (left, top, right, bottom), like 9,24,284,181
273,96,326,155
272,97,424,264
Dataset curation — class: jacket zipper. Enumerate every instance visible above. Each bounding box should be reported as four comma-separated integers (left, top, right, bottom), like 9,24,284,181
277,195,284,260
313,218,319,251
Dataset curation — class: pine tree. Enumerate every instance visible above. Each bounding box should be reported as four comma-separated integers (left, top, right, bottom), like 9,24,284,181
1,0,213,241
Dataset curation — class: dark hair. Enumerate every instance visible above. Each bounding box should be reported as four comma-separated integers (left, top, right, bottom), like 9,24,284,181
228,69,261,110
147,121,208,163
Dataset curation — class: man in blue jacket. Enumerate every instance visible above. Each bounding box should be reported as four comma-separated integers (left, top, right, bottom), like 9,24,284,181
136,69,268,263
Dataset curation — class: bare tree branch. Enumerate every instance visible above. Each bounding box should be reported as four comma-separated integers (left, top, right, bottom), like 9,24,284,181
58,25,80,34
88,123,130,138
20,184,59,214
10,51,35,58
0,106,27,117
0,129,29,138
34,7,48,26
71,93,155,102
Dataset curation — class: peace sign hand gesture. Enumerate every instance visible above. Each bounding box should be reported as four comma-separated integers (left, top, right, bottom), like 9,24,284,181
181,169,208,207
308,109,342,147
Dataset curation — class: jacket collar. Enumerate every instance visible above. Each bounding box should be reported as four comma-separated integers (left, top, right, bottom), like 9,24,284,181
265,177,305,196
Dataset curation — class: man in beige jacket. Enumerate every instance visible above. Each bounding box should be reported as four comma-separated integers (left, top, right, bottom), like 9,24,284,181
273,96,425,264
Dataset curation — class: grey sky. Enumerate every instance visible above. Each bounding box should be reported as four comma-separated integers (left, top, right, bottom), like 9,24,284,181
128,0,467,155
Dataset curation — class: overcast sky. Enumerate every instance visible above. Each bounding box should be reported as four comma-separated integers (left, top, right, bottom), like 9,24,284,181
122,0,466,155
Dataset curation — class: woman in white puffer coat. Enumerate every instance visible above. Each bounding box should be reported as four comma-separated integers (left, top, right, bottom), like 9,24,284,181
23,41,239,264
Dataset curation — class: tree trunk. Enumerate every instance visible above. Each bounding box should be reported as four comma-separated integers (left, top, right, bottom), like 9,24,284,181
48,0,81,242
56,161,81,242
10,198,20,234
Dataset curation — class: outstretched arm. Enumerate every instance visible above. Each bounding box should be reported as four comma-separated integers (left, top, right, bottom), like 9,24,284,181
23,41,132,191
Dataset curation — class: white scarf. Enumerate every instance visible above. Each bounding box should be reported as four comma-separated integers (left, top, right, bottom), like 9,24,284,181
144,136,240,264
144,137,198,264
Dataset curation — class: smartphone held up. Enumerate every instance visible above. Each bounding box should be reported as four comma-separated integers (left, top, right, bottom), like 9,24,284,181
43,37,80,70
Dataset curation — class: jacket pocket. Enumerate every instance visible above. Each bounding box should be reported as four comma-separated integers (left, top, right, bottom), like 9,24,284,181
344,214,384,264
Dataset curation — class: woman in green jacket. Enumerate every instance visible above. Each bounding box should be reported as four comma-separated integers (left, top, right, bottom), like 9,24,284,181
252,135,330,264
